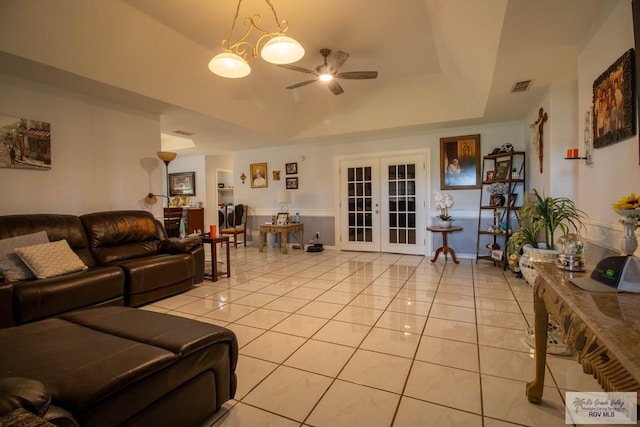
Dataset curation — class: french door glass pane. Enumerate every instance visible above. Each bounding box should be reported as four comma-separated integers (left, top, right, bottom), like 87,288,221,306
386,162,417,247
347,166,374,243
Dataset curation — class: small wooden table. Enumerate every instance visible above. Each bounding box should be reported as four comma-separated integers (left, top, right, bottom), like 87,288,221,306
259,223,304,254
201,235,230,281
427,226,463,264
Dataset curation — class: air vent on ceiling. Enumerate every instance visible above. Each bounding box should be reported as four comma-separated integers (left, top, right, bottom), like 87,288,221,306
511,80,532,93
173,130,194,136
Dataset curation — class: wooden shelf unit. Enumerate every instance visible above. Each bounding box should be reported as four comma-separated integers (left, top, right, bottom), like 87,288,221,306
476,151,526,269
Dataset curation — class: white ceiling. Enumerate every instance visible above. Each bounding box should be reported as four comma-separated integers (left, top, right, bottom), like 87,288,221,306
0,0,612,155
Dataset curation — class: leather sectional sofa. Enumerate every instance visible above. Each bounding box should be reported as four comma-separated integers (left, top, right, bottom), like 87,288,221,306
0,306,238,426
0,210,205,328
0,211,238,426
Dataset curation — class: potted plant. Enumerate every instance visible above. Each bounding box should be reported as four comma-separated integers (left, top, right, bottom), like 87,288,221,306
511,167,518,179
507,189,586,280
434,192,453,228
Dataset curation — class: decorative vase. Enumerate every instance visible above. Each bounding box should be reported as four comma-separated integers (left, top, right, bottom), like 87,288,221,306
615,210,638,255
438,220,452,228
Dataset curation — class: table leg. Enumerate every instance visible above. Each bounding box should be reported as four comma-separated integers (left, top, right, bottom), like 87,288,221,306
211,240,219,282
300,226,304,250
430,246,444,262
441,233,459,264
282,231,289,254
259,230,265,252
526,287,548,403
224,238,231,278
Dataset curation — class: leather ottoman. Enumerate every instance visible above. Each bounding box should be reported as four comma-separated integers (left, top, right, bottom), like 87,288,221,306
0,306,238,426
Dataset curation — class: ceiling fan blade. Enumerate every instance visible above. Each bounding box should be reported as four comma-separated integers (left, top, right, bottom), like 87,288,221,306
327,80,344,95
327,51,350,73
286,79,317,89
336,71,378,79
278,64,315,74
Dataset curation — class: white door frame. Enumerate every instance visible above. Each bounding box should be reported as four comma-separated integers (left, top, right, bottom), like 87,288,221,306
334,149,431,255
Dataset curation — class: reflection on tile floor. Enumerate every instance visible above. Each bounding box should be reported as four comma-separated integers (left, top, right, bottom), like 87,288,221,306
143,247,604,427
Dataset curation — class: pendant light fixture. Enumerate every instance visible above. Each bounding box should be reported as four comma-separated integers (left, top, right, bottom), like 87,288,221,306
208,0,304,78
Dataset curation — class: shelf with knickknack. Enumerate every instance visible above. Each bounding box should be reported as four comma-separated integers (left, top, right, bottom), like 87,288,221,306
476,151,526,269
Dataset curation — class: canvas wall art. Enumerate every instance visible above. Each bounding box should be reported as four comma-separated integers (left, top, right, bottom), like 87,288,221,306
0,115,51,170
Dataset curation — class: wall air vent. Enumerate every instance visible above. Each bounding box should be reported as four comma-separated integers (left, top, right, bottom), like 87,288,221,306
173,130,195,136
511,80,532,93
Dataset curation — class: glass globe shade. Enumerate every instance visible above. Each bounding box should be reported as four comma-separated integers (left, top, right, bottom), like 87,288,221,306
319,73,333,82
208,52,251,78
556,233,586,271
260,36,305,64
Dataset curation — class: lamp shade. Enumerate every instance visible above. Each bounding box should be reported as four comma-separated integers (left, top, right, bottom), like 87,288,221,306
208,52,251,78
260,36,305,64
157,151,177,163
145,193,158,205
277,190,291,204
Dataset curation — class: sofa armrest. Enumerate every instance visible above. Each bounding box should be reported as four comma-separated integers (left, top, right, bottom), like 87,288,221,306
160,236,202,254
0,282,15,328
0,377,51,417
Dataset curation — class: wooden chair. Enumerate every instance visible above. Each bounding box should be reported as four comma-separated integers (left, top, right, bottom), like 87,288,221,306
220,204,246,248
163,207,183,238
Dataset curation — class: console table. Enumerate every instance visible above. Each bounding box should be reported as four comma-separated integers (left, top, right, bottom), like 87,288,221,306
201,235,230,282
526,262,640,405
259,223,304,254
427,226,463,264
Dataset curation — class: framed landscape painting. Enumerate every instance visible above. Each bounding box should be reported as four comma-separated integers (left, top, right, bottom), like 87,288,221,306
0,115,51,170
440,134,481,190
169,172,196,196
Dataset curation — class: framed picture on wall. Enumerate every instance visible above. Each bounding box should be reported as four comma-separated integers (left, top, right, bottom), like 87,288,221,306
286,177,298,189
285,162,297,175
169,172,196,196
592,48,636,148
250,163,268,188
440,134,481,190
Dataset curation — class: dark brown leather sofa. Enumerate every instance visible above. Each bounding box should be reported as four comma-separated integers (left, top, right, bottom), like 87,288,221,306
0,306,238,426
0,210,204,328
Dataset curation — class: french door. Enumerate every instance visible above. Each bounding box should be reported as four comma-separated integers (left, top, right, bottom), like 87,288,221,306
339,154,427,255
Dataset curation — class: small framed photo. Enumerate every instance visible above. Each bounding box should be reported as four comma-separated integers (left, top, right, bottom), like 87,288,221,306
273,170,281,180
250,163,268,188
169,171,196,196
286,177,298,189
285,162,298,175
509,193,518,206
493,160,510,180
276,212,289,225
485,170,494,182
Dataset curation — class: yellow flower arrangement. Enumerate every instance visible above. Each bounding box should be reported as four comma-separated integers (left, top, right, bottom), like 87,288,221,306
612,192,640,221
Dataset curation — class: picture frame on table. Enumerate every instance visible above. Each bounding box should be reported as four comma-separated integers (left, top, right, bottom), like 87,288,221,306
440,134,481,190
169,171,196,196
485,170,494,182
276,212,289,225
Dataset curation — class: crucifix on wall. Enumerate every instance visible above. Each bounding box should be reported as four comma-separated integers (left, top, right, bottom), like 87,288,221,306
530,107,548,173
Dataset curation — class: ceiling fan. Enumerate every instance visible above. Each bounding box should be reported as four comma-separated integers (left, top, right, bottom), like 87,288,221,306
278,48,378,95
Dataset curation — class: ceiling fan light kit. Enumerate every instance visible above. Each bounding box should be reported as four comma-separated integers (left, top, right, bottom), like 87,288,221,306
280,48,378,95
210,0,304,78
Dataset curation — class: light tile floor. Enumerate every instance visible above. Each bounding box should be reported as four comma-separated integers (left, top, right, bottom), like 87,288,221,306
142,246,605,427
